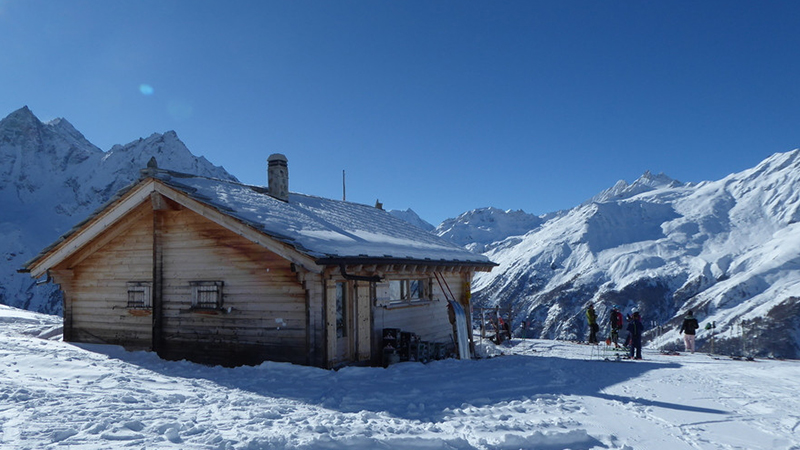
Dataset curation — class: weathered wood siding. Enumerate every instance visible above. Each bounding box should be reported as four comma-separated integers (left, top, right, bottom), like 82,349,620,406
372,272,471,360
59,203,155,348
157,208,308,366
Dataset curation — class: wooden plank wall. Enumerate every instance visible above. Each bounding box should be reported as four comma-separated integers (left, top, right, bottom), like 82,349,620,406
158,208,308,366
60,203,155,348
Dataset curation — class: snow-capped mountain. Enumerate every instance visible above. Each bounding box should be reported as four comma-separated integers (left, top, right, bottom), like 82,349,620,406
470,151,800,359
434,207,545,253
387,208,435,231
0,106,236,314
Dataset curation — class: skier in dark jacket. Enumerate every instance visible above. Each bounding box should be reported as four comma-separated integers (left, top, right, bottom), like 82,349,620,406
679,310,700,353
627,311,644,359
609,306,623,348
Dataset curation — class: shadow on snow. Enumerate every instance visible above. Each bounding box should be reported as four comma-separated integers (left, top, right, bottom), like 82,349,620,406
74,340,727,423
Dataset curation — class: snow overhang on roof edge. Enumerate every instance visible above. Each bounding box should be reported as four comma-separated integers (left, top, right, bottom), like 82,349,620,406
314,256,497,270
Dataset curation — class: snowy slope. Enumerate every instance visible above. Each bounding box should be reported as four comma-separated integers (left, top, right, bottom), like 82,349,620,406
471,150,800,359
2,305,799,450
0,107,236,314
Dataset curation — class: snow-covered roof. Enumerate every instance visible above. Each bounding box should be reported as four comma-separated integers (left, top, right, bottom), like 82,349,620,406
21,167,494,277
144,169,494,267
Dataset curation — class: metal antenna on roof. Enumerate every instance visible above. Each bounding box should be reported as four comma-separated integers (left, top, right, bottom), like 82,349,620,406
342,169,346,202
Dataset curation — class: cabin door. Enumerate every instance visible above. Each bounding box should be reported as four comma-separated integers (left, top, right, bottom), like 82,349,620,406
334,281,354,363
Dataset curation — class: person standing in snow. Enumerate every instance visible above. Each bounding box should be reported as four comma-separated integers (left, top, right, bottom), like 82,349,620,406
609,306,624,348
623,313,632,348
586,303,599,344
627,311,644,359
679,310,700,353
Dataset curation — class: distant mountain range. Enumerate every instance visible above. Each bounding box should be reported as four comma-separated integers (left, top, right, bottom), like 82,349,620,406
2,106,799,359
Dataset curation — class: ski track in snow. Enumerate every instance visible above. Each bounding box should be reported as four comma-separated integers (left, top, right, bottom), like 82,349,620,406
1,307,800,449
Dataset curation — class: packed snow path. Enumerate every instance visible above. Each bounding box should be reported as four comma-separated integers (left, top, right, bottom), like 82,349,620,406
1,306,799,449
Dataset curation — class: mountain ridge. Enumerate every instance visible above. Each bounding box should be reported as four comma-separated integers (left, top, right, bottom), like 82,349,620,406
587,170,685,204
469,149,800,358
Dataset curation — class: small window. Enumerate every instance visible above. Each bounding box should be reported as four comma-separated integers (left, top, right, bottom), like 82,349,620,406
127,282,152,309
388,279,428,302
190,281,223,310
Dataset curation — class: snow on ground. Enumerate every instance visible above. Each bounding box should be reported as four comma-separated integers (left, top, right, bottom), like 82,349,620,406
2,305,799,450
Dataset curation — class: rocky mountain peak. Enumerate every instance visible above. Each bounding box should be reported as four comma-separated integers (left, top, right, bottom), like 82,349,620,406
1,105,38,126
633,170,681,188
587,170,683,205
0,106,45,143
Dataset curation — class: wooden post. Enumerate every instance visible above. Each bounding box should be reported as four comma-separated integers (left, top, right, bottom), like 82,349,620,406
297,270,322,367
54,270,74,342
151,193,165,354
355,281,372,361
324,278,337,368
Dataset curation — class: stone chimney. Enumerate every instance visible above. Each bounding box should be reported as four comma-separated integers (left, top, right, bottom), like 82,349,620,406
267,153,289,202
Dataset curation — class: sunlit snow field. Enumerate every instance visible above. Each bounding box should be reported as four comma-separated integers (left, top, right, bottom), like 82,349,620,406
1,305,798,450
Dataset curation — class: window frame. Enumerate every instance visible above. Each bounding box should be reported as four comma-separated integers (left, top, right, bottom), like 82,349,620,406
126,281,152,309
189,280,224,310
378,278,431,308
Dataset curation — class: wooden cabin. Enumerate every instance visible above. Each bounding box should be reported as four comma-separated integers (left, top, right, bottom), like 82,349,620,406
22,154,495,368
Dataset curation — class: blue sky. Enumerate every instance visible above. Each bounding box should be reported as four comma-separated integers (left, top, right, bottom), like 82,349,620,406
2,1,799,225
